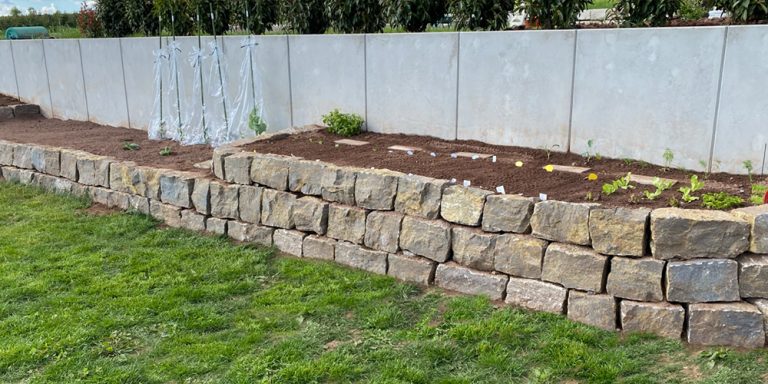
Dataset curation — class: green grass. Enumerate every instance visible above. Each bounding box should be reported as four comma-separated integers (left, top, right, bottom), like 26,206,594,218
2,181,768,383
588,0,616,9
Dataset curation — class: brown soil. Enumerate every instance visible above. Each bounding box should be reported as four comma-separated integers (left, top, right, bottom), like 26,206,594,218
0,115,212,173
243,129,764,209
0,94,21,107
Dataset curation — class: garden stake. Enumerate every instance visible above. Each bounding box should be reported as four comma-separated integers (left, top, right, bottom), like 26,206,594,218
196,9,208,143
158,15,165,138
210,4,229,139
170,10,184,141
245,2,258,114
762,143,766,176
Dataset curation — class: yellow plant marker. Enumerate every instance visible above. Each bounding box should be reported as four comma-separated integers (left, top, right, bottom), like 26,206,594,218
586,173,598,181
515,161,524,167
543,164,554,173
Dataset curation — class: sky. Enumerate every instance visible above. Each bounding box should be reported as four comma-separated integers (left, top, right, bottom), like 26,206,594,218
0,0,85,16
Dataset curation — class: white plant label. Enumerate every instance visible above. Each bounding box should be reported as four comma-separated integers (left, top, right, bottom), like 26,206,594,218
406,150,414,156
492,155,497,163
463,180,471,187
471,154,479,160
450,178,457,183
496,186,506,194
430,152,437,157
539,193,548,201
450,153,457,159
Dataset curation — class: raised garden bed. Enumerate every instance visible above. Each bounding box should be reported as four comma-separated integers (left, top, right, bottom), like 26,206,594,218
242,129,766,210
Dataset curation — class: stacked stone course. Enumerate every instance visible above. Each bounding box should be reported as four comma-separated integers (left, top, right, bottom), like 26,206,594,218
2,137,768,347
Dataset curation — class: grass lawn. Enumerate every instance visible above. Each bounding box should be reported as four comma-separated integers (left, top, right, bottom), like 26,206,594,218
1,181,768,383
588,0,616,9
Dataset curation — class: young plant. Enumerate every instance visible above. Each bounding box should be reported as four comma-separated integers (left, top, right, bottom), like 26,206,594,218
122,142,140,151
159,146,172,156
602,173,635,196
322,109,364,137
743,160,754,183
663,148,674,169
582,139,597,164
643,177,675,200
543,144,560,161
248,106,267,135
679,174,705,203
701,192,744,210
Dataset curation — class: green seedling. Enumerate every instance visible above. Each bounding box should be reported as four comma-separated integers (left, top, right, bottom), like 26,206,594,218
122,142,140,151
602,172,635,196
663,148,674,169
543,144,560,161
248,106,267,135
743,160,754,183
643,177,675,200
159,147,172,156
582,139,597,163
679,174,705,203
701,192,744,210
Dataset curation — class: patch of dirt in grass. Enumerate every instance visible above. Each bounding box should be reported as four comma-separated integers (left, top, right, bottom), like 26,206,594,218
81,203,119,216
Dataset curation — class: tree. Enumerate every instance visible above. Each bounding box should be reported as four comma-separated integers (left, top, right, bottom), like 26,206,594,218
386,0,447,32
327,0,387,33
125,0,159,36
522,0,592,29
77,1,103,38
280,0,329,34
10,7,22,17
232,0,279,34
96,0,132,36
449,0,516,30
153,0,195,36
192,0,233,35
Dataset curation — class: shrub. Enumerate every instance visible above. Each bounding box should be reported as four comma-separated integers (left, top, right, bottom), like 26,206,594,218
322,109,364,137
77,1,103,38
125,0,159,36
679,0,708,20
449,0,517,30
714,0,768,22
611,0,681,26
233,0,279,34
327,0,388,33
192,0,232,35
96,0,132,37
701,192,744,209
386,0,448,32
280,0,329,34
522,0,591,29
153,0,195,36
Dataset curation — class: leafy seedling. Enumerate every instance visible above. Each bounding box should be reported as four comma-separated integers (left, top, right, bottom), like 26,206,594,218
322,109,364,137
679,174,705,203
743,160,754,183
602,173,635,196
643,177,675,200
701,192,744,210
159,147,172,156
248,106,267,135
543,144,560,161
581,139,597,164
122,142,140,151
662,148,674,170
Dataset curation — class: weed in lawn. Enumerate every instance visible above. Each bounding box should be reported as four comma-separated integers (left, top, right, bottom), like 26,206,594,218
679,175,705,203
643,177,675,201
122,142,140,151
702,192,744,210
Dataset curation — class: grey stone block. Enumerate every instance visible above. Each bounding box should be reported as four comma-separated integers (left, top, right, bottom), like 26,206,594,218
738,254,768,299
326,204,367,244
159,171,195,208
355,168,401,210
0,141,15,165
209,181,240,219
76,155,112,187
651,208,749,260
289,160,327,196
494,234,548,279
149,200,181,228
620,300,685,339
11,143,33,169
452,227,497,271
59,149,83,181
482,194,535,233
223,152,253,185
30,146,60,175
335,241,388,275
541,243,608,292
250,154,290,191
206,217,228,235
395,174,447,220
180,209,207,232
238,185,263,224
228,221,274,246
505,277,567,314
387,253,436,285
589,207,650,257
434,262,508,301
274,229,306,256
440,185,491,226
531,200,597,246
12,104,40,116
293,196,329,235
303,235,336,260
321,165,357,205
607,257,665,302
191,178,211,215
364,211,403,253
212,146,237,180
567,291,617,331
261,189,296,229
0,106,12,120
399,215,452,262
89,186,112,206
732,205,768,254
666,259,739,303
687,302,766,348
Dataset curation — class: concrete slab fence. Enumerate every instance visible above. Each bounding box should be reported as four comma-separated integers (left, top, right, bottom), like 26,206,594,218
1,25,767,174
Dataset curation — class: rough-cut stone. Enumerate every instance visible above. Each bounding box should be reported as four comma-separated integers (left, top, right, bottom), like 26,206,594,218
209,181,240,219
387,253,436,285
541,243,608,292
30,146,60,175
191,178,211,215
607,257,665,302
251,154,290,190
13,104,39,116
206,217,228,235
620,301,685,339
130,166,161,199
326,204,367,244
108,161,136,193
567,291,617,331
482,194,535,233
212,147,237,180
11,144,33,169
738,254,768,299
16,169,34,184
434,262,508,301
149,200,181,228
261,189,296,229
273,229,306,256
399,216,452,262
531,201,597,245
335,241,388,275
666,259,739,303
59,149,83,181
303,235,336,260
223,152,253,185
180,210,207,232
688,303,766,348
494,234,548,279
76,155,111,187
321,165,357,205
364,211,403,253
109,191,131,210
228,221,273,246
589,207,650,257
0,106,12,120
238,185,263,224
159,171,195,208
732,205,768,254
504,277,567,314
751,299,768,344
293,196,329,235
89,187,112,206
651,208,750,260
451,227,497,271
127,195,150,215
289,160,326,196
355,168,401,210
440,186,491,226
0,141,15,165
395,175,448,220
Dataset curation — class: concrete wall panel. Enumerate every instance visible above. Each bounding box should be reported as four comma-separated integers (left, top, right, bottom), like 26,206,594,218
366,33,458,140
0,41,17,97
43,39,88,121
11,40,51,116
713,26,768,175
80,38,129,127
571,27,726,171
457,30,574,149
289,34,366,128
120,37,157,130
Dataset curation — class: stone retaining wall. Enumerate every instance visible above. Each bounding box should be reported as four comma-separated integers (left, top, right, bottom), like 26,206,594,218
0,103,40,121
2,137,768,348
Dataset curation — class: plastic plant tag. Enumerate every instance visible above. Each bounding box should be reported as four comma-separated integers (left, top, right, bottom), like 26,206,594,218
450,178,457,183
496,186,506,194
463,180,471,187
492,155,497,163
450,153,458,159
407,150,414,156
515,161,524,167
586,173,598,181
430,152,437,157
471,154,479,160
539,193,548,201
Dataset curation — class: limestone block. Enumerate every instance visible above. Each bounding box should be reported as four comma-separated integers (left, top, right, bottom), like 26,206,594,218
11,143,32,169
434,262,508,301
541,243,608,292
212,146,237,180
0,141,15,165
364,211,403,253
289,160,326,196
505,277,567,314
666,259,739,303
180,209,207,232
321,165,357,205
303,235,336,260
482,194,535,233
273,229,306,256
589,207,650,257
223,152,253,185
687,302,765,348
620,300,685,339
607,257,665,302
149,200,181,228
30,146,60,175
494,234,548,279
209,181,240,219
293,196,329,235
76,155,111,187
395,174,448,220
59,149,84,181
191,178,211,215
567,291,617,331
738,254,768,299
228,221,274,246
440,185,491,226
531,200,597,245
451,227,497,271
326,204,367,244
159,171,195,208
399,215,452,262
650,208,749,260
89,186,112,206
261,189,297,229
732,205,768,254
206,217,228,235
355,168,401,210
335,241,388,275
250,154,290,191
387,253,436,285
238,185,263,224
